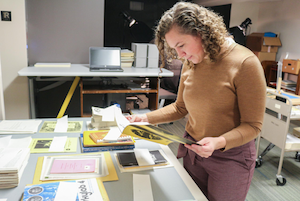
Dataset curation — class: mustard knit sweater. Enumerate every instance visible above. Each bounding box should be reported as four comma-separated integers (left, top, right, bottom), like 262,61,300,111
147,43,266,151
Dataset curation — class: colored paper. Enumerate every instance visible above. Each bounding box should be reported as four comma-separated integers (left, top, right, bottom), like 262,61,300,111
50,159,96,174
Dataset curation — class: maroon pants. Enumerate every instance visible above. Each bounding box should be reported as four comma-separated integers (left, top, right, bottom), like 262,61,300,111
178,132,256,201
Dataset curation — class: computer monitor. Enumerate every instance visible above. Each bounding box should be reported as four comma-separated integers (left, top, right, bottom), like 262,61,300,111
89,47,123,72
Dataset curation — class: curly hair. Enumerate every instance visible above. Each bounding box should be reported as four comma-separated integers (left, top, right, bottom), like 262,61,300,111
155,1,229,68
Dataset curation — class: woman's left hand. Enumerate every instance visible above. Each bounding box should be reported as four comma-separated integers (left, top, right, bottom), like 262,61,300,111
184,136,226,158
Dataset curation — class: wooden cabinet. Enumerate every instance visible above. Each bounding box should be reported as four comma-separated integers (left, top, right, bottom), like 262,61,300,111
79,77,159,117
263,60,300,95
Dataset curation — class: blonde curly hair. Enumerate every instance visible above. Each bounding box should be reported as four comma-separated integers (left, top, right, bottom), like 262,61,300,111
155,1,229,68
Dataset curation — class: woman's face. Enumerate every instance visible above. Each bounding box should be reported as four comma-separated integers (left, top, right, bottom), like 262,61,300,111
165,26,205,64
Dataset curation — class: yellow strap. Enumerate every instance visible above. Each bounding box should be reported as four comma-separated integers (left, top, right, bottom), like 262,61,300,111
57,76,80,118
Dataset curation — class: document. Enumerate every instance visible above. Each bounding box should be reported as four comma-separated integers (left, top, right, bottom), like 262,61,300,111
48,136,68,152
54,115,68,132
23,179,104,201
0,120,42,134
28,137,77,153
39,121,83,133
50,159,96,174
34,63,71,67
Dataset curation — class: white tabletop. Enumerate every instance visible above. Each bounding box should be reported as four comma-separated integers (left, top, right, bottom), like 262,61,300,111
18,64,174,77
0,117,207,201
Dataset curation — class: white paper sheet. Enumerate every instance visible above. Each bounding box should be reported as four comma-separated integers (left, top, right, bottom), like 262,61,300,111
54,182,78,201
0,120,42,134
54,115,68,132
0,148,22,167
134,149,155,166
8,136,32,149
101,105,116,122
0,135,11,149
103,127,121,142
114,106,130,132
48,136,67,152
133,174,154,201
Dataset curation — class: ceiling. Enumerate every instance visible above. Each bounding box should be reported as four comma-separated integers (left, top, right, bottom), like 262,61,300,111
195,0,282,7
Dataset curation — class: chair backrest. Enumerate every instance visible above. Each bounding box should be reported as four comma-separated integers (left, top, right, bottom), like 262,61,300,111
261,60,277,86
160,59,182,94
261,91,292,149
0,53,5,120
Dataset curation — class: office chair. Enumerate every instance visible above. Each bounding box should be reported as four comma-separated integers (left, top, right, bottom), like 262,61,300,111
159,60,182,108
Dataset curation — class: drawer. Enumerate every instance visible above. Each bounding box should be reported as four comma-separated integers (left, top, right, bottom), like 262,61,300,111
282,59,300,74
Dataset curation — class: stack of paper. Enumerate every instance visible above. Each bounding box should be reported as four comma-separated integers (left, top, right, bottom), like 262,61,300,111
121,49,134,68
0,120,42,134
34,63,71,67
89,106,119,130
0,136,32,189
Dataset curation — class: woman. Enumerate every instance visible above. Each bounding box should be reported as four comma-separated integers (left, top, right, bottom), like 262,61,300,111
126,2,266,201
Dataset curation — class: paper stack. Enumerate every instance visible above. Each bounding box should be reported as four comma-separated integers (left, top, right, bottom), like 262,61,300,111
0,136,32,189
89,106,119,130
0,120,42,134
121,49,134,68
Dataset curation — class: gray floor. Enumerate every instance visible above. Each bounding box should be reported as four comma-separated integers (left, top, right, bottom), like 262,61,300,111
158,119,300,201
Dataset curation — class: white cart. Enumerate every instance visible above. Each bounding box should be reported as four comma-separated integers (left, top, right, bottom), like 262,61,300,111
256,91,300,186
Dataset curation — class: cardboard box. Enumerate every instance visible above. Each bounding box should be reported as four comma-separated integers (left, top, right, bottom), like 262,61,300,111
282,59,300,75
253,51,276,62
246,33,281,53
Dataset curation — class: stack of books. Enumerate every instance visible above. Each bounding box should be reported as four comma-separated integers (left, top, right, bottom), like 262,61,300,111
282,80,297,87
80,130,135,153
121,49,134,68
281,80,297,91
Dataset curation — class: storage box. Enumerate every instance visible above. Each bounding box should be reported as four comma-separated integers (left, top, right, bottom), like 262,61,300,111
133,57,147,68
147,44,159,58
147,58,159,68
131,43,147,58
246,33,281,53
253,51,276,62
282,59,300,75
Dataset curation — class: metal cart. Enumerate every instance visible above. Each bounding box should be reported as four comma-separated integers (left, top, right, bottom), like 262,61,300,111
256,91,300,186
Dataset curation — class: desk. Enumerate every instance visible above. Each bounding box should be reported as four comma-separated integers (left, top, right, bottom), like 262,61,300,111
18,65,174,118
0,118,207,201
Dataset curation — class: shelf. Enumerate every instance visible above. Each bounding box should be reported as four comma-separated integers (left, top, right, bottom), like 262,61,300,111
82,89,158,94
80,77,159,117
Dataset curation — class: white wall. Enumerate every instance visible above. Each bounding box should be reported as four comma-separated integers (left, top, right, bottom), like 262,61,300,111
256,0,300,60
0,0,29,119
230,2,260,33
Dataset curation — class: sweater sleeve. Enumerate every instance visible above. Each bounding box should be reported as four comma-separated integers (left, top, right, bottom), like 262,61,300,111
147,63,189,124
222,55,266,151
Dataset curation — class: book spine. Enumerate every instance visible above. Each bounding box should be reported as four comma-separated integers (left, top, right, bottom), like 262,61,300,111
81,145,135,153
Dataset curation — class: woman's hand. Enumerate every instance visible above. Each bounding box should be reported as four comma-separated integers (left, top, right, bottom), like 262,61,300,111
125,114,149,123
184,136,226,158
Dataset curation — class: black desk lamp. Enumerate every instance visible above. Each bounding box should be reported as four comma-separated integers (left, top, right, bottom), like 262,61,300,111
229,18,252,46
121,12,153,43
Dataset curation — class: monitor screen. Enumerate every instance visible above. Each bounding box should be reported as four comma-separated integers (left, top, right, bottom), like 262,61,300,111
89,47,121,68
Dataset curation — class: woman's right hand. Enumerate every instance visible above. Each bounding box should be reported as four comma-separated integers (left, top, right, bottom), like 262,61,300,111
125,114,149,123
